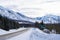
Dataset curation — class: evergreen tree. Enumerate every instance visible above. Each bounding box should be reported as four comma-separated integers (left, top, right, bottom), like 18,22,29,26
0,15,20,31
39,21,46,30
35,22,39,28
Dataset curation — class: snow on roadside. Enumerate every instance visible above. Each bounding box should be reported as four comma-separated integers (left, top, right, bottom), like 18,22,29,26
0,28,60,40
7,28,60,40
0,28,27,35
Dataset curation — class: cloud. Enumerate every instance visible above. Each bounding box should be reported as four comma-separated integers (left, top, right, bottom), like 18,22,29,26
0,0,60,18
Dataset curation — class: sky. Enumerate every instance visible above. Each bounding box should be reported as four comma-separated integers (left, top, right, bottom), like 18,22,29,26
0,0,60,18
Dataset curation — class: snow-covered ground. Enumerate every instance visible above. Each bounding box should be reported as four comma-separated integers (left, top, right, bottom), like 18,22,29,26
0,28,60,40
0,28,27,35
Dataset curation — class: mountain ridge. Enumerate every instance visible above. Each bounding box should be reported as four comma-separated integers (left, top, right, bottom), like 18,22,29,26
35,14,59,24
0,6,60,24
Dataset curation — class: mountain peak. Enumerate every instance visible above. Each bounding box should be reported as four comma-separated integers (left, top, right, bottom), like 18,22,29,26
45,14,59,17
35,14,59,24
0,6,36,23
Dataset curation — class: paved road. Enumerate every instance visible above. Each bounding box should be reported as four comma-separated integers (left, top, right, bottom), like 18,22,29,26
0,28,29,40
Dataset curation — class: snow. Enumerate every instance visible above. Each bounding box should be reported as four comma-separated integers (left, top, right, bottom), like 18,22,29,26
0,6,59,23
0,28,27,35
5,28,60,40
0,6,37,23
35,14,59,24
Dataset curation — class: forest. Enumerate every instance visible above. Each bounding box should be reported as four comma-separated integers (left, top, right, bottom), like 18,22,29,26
0,15,20,31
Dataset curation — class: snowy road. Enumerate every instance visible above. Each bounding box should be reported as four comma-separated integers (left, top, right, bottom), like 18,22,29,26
0,28,60,40
0,28,29,40
8,28,60,40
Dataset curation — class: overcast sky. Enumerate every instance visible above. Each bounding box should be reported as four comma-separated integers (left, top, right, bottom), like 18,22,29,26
0,0,60,18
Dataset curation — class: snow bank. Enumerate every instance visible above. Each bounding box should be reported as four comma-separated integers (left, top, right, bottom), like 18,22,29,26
0,28,27,35
7,28,60,40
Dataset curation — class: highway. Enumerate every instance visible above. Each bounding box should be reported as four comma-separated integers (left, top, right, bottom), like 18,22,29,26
0,28,29,40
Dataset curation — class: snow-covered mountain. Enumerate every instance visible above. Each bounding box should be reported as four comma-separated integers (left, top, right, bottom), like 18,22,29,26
35,14,60,24
0,6,36,23
0,6,60,24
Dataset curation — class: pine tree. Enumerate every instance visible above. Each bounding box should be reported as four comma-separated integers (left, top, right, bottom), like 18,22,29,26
35,22,39,28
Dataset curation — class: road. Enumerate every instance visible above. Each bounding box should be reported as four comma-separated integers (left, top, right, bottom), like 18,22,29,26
0,28,29,40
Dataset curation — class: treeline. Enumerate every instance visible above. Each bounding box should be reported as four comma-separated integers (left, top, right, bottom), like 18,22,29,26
0,15,20,31
34,21,46,30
